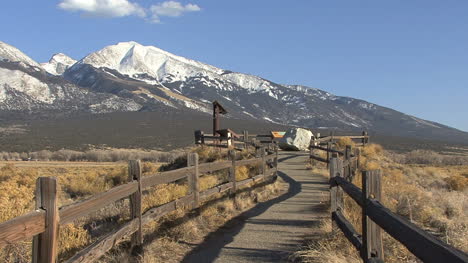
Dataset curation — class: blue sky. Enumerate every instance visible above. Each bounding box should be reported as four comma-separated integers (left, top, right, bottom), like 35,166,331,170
1,1,467,131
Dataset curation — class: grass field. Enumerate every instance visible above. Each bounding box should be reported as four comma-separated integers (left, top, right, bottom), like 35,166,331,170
0,146,280,262
0,161,126,167
298,141,468,263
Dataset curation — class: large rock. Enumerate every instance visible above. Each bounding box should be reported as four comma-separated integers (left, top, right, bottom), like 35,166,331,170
279,128,313,151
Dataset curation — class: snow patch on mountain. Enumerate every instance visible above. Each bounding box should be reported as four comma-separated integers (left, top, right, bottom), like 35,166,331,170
89,97,141,114
409,116,442,129
41,53,76,75
0,41,41,68
77,41,224,83
75,41,299,100
0,68,58,104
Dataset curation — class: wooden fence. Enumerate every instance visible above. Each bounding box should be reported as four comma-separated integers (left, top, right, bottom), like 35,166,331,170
311,131,370,147
0,147,279,263
194,130,275,149
311,143,468,263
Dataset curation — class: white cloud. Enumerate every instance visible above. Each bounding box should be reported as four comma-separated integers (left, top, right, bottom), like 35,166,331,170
150,1,201,23
58,0,201,23
58,0,146,18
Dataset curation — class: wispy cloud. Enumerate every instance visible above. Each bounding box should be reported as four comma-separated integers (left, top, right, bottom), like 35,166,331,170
58,0,201,23
150,1,201,23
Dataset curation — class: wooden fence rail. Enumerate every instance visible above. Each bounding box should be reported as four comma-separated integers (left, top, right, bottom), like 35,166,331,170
0,146,279,263
194,130,275,149
311,131,370,147
313,141,468,263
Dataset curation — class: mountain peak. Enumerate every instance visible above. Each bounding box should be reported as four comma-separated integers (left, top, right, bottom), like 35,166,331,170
48,53,75,63
41,53,76,75
0,41,41,68
74,41,224,84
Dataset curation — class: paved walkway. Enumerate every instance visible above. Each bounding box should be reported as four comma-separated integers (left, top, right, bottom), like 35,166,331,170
182,151,329,262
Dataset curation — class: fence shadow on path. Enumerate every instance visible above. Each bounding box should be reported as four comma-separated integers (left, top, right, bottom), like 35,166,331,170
181,169,302,263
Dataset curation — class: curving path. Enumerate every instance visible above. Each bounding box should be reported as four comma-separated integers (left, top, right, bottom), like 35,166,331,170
182,151,329,262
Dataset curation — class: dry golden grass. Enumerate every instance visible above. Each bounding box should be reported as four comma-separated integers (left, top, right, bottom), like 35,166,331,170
296,143,468,263
293,221,361,263
445,174,468,191
102,179,281,263
336,137,356,150
235,166,250,181
0,146,274,262
0,161,132,262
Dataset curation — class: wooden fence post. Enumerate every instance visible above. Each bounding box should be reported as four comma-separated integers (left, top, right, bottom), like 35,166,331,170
254,144,261,158
32,177,59,263
243,130,249,150
309,136,314,165
194,130,204,145
326,142,332,168
345,145,352,181
329,155,343,233
229,150,237,197
354,148,361,174
362,170,384,262
128,160,143,256
261,146,266,176
187,153,200,208
274,144,279,176
362,131,369,146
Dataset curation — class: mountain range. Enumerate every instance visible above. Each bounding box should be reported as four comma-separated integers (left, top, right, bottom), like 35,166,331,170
0,40,467,150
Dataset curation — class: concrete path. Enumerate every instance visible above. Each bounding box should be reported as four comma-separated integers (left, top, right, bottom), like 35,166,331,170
182,151,329,263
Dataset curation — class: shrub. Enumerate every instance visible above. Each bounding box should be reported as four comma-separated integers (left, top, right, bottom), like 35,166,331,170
361,144,383,157
235,166,250,181
158,155,188,172
142,162,160,175
193,147,224,163
336,137,355,150
59,224,90,260
444,175,468,191
63,172,108,198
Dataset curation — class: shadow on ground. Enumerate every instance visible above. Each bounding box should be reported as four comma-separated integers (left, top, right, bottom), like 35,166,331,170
181,170,302,262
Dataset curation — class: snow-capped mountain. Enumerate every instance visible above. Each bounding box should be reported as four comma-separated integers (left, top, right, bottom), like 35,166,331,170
0,41,141,114
41,53,76,75
0,40,467,144
0,41,41,68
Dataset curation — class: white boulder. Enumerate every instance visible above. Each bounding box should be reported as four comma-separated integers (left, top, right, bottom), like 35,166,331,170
279,128,313,151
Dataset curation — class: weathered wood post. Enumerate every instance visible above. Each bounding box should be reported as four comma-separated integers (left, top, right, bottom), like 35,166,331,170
354,148,361,175
33,177,59,263
227,131,232,148
274,144,279,176
261,146,267,176
329,154,343,233
309,135,314,165
362,131,369,146
229,150,237,197
194,130,204,145
254,143,261,158
243,130,249,150
326,142,332,168
187,153,200,209
128,160,143,256
345,145,352,181
362,170,384,262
